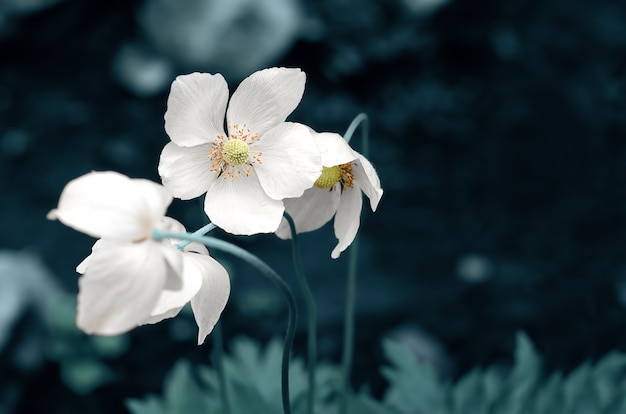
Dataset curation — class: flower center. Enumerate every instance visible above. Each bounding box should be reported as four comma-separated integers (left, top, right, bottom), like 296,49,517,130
208,123,262,180
314,162,355,190
315,166,341,189
222,139,249,166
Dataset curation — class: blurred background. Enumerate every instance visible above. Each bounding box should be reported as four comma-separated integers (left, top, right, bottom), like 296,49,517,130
2,0,626,412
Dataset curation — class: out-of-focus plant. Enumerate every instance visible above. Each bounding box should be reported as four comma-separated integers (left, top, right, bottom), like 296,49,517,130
45,294,130,394
126,332,626,414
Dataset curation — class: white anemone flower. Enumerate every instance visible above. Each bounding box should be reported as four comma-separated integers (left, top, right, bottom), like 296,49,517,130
158,67,322,235
275,131,383,258
48,171,229,342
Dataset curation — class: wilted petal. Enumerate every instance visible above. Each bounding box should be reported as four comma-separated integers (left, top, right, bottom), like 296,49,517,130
187,253,230,345
48,171,153,241
164,72,228,147
254,122,321,200
76,240,178,335
331,188,363,259
142,252,204,325
159,142,217,200
227,68,305,136
275,186,341,239
352,153,383,211
315,132,357,167
204,170,284,235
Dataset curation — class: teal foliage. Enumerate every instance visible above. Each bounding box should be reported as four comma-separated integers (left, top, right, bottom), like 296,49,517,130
45,294,130,394
126,333,626,414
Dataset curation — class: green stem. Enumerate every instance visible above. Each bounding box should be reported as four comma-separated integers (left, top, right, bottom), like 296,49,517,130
283,213,317,414
211,322,231,414
152,230,298,414
339,236,359,414
175,222,217,250
339,113,369,414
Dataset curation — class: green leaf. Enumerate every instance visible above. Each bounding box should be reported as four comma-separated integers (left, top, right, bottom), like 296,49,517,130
381,339,446,413
126,395,165,414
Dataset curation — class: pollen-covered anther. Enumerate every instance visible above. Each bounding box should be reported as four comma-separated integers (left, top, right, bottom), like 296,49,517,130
222,139,250,166
339,162,354,189
314,166,341,189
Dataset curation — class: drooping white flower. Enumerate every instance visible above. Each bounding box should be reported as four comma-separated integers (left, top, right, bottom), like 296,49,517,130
158,67,322,235
275,131,383,258
48,171,229,342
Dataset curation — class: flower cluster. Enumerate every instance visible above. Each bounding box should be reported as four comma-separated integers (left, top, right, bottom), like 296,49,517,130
49,67,382,340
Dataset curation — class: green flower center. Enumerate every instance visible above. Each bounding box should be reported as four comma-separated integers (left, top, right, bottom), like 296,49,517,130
314,166,342,189
222,139,250,166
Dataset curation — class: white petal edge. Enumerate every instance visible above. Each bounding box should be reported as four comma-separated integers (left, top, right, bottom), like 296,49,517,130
352,152,383,211
159,142,217,200
188,253,231,345
164,72,228,147
254,122,322,200
48,171,152,241
226,67,306,137
131,178,173,224
331,187,363,259
142,252,204,324
275,186,341,239
314,131,357,167
76,240,172,335
204,169,284,235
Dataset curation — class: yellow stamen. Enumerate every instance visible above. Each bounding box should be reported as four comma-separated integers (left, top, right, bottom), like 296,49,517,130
222,139,249,166
315,166,341,189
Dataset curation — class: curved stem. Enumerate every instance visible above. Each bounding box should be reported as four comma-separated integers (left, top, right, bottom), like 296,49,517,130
175,222,217,250
343,113,369,156
283,213,317,414
339,113,369,414
152,230,298,414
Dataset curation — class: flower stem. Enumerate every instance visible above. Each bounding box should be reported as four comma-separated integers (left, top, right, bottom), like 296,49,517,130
175,222,217,251
152,230,298,414
283,212,317,414
211,321,231,414
339,113,369,414
339,236,359,414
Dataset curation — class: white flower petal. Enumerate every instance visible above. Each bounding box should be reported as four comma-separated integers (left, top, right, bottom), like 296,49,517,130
131,178,173,223
226,67,305,136
188,253,230,345
275,186,341,239
254,122,322,200
159,142,217,200
76,240,178,335
314,132,357,167
331,188,363,259
164,72,228,147
352,152,383,212
48,171,153,240
76,239,120,274
204,169,284,235
159,243,185,290
142,252,204,325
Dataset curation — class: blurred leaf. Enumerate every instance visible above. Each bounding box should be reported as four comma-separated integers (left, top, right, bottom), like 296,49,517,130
381,338,446,413
60,358,112,395
126,395,165,414
88,335,129,358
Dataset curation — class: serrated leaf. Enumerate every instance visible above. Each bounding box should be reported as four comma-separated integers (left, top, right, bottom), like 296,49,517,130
451,369,488,414
532,372,564,414
381,339,446,413
563,362,602,414
126,395,165,414
163,360,216,413
593,351,626,407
